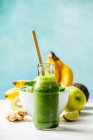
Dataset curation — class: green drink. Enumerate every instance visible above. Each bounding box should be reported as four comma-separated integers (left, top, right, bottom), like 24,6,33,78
33,64,59,130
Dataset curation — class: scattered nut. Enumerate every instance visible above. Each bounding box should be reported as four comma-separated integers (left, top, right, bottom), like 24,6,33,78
18,111,27,116
5,111,27,122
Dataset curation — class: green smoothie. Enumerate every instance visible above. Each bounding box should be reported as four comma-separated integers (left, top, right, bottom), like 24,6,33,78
33,75,59,130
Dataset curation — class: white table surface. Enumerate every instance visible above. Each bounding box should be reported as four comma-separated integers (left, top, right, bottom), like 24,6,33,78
0,100,93,140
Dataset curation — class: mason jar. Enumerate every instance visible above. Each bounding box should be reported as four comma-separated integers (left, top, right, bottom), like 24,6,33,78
33,63,59,130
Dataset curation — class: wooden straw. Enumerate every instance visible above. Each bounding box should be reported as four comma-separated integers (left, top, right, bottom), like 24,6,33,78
32,30,44,75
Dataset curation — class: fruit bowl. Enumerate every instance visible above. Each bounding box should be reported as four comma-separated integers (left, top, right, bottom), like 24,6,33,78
59,89,70,114
19,89,69,116
19,91,33,116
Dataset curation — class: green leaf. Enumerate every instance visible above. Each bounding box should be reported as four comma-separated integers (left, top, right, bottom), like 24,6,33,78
58,84,65,92
25,80,36,87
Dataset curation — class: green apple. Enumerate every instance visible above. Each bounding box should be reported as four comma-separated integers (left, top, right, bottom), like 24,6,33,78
65,87,86,112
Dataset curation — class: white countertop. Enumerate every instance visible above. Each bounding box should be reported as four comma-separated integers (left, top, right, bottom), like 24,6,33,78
0,100,93,140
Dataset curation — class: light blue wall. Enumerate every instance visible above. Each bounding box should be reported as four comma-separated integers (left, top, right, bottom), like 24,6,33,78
0,0,93,99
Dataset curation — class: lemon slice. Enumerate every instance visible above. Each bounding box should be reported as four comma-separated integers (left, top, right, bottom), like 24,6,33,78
63,110,79,122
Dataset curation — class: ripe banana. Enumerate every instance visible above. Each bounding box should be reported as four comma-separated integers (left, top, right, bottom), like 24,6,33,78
5,88,19,100
13,80,28,88
47,52,73,86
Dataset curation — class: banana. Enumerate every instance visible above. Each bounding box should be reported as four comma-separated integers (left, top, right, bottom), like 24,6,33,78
60,65,73,86
47,52,73,86
13,80,29,88
5,88,19,100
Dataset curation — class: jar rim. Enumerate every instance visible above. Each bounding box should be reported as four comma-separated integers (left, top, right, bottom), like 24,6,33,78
38,63,54,68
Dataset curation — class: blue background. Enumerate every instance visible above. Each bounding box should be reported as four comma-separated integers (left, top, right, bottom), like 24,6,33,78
0,0,93,99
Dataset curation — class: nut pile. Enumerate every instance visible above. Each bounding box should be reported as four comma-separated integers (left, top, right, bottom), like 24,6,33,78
5,111,27,122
